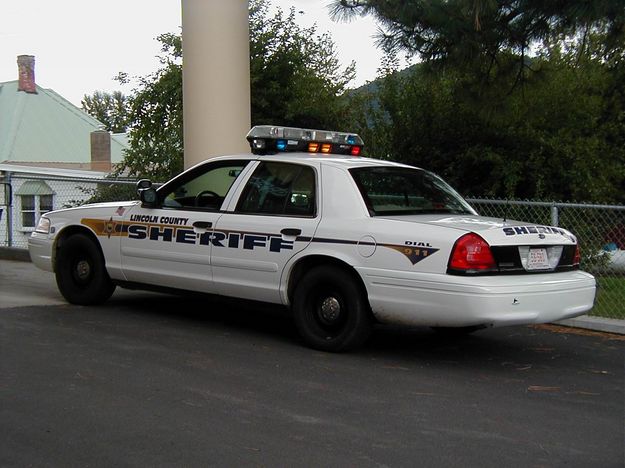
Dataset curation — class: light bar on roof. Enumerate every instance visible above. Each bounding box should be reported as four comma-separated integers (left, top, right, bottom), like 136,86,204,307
246,125,364,156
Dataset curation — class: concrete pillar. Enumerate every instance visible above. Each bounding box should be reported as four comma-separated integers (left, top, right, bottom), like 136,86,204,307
181,0,251,169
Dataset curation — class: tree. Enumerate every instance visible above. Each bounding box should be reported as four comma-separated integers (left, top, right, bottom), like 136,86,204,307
336,1,625,203
348,44,625,202
112,0,355,182
81,91,131,133
330,1,624,77
120,33,184,181
250,0,355,129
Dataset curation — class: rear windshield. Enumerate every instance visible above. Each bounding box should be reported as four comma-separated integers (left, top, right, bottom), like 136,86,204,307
349,166,475,216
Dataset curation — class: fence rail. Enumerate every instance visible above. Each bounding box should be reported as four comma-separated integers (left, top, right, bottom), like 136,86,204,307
1,173,623,320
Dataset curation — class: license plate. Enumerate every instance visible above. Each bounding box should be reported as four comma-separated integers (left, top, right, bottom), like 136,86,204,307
527,248,550,270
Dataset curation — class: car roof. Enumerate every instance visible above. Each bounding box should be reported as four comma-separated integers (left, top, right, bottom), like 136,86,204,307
194,152,420,171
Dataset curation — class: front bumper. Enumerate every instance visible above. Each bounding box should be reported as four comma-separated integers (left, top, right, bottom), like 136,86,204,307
358,267,597,328
28,232,54,272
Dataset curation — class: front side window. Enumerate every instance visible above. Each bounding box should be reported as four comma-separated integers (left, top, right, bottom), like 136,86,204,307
236,162,316,217
350,167,475,216
160,161,249,211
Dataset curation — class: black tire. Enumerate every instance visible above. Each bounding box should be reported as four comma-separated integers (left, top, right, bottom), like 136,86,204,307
55,233,116,305
292,265,372,352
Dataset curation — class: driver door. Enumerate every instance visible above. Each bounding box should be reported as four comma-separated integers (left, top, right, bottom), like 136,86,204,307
120,159,251,293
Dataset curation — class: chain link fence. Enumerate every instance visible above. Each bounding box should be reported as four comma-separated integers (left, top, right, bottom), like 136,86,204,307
1,173,623,320
0,173,137,250
467,198,625,321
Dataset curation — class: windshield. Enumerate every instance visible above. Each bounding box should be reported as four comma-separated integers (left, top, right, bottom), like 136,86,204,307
350,166,476,216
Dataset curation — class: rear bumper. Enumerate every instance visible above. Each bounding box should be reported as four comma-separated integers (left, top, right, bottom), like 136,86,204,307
357,268,597,328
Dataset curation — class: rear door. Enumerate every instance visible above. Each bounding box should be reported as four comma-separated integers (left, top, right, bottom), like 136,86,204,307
212,161,320,303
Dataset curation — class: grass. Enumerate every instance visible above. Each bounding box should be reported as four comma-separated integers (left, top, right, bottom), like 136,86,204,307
589,276,625,320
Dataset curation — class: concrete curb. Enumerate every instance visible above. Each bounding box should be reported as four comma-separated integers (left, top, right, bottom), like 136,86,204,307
0,247,31,262
557,316,625,335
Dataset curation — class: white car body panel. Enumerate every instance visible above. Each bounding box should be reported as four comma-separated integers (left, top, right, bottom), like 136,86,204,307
30,201,136,278
118,204,219,294
358,268,595,327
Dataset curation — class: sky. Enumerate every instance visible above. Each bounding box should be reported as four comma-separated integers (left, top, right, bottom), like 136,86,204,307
0,0,384,107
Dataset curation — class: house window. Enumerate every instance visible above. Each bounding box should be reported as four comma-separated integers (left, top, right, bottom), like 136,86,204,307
20,194,53,228
16,180,55,230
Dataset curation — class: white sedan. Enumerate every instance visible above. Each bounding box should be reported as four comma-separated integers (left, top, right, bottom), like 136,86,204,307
29,126,596,351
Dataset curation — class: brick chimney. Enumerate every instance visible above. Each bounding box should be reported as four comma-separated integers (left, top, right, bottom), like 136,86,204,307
90,130,112,172
17,55,37,94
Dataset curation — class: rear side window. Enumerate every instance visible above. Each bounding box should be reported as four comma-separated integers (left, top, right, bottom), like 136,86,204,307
236,162,316,217
350,167,475,216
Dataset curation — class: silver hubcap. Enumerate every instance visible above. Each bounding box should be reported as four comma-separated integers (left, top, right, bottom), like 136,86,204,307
320,296,341,323
76,260,91,280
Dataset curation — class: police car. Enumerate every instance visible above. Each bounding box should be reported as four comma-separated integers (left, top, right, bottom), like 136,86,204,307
29,126,596,351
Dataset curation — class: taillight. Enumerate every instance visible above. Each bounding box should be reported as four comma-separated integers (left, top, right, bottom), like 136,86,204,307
448,233,497,274
573,244,581,266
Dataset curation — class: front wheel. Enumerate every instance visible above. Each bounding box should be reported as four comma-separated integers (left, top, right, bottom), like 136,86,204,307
292,266,372,352
55,233,116,305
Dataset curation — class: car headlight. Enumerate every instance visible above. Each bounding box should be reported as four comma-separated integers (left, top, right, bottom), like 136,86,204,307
35,216,51,234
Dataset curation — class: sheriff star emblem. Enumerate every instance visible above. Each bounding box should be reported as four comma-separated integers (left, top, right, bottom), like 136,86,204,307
105,217,116,238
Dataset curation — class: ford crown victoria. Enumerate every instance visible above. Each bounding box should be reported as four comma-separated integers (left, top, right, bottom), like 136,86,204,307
29,126,596,351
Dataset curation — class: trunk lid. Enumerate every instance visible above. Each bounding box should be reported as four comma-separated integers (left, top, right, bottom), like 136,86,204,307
378,214,577,246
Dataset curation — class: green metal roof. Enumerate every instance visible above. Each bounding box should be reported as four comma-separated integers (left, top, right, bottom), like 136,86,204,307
0,80,127,165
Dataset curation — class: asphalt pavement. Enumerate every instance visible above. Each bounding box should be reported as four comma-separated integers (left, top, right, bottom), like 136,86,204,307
1,260,623,467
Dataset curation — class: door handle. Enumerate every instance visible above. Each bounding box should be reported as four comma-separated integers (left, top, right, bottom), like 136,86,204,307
281,228,302,237
193,221,213,229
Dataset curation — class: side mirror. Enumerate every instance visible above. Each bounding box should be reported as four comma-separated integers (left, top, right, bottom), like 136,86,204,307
137,179,152,190
137,180,158,208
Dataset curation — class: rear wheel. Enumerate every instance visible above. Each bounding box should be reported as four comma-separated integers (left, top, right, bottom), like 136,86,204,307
292,266,372,352
55,233,116,305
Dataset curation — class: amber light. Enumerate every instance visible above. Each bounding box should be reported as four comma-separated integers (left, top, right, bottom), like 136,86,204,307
321,143,332,153
308,142,320,152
